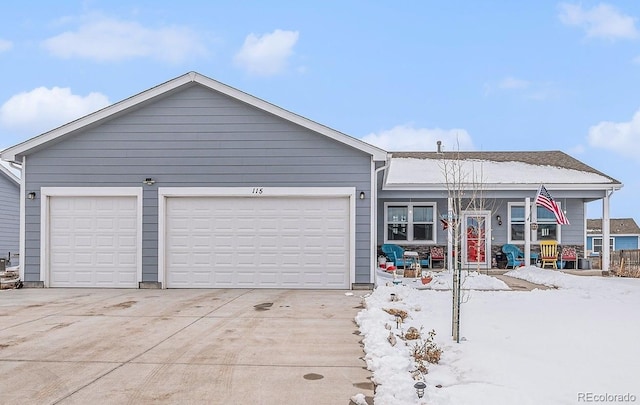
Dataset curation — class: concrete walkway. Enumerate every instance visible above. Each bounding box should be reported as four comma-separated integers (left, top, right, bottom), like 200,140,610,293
492,275,552,291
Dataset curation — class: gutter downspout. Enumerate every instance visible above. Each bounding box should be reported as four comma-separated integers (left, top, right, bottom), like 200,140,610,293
371,157,390,286
14,158,25,281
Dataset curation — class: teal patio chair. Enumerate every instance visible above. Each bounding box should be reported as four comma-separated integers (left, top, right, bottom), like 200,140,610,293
381,244,429,269
501,244,539,269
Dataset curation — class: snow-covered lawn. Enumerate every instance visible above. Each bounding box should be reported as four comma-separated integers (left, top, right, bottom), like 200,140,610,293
354,266,640,405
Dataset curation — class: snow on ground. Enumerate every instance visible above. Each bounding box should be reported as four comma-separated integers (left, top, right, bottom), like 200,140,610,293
375,268,510,291
356,266,640,404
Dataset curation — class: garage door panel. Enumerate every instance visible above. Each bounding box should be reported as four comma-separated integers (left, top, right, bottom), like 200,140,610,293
165,195,350,288
118,252,136,266
49,195,138,288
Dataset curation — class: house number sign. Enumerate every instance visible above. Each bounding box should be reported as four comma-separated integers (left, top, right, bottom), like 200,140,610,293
251,187,264,195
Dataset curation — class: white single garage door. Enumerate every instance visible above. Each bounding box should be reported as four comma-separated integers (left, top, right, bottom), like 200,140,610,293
165,196,350,289
48,196,138,288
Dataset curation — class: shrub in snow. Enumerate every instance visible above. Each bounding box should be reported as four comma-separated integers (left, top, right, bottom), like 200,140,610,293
410,329,442,374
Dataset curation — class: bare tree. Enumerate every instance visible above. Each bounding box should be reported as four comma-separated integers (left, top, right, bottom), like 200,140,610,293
438,141,498,342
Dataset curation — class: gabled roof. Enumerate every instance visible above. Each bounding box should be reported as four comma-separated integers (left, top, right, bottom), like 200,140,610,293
384,151,622,190
587,218,640,235
0,160,20,185
0,71,387,162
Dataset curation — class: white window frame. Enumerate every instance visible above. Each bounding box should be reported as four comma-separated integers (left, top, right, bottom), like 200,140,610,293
592,237,614,255
508,202,562,244
507,202,526,244
383,202,437,244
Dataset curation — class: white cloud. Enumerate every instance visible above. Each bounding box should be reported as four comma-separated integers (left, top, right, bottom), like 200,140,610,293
558,3,638,40
0,38,13,53
361,124,475,152
486,77,559,101
499,76,530,90
587,109,640,160
42,14,207,63
234,29,299,76
0,87,110,135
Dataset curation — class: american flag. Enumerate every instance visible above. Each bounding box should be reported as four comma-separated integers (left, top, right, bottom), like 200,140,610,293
535,185,570,225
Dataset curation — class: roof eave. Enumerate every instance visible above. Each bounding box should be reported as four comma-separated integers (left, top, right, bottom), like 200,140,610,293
382,182,623,191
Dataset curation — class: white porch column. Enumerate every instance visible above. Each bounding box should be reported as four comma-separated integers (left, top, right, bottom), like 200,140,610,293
602,192,611,273
447,197,453,271
525,197,531,266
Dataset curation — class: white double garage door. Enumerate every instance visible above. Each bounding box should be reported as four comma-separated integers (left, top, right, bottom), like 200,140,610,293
44,188,354,289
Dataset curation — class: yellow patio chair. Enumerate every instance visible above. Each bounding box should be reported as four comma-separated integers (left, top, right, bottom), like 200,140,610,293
539,240,559,269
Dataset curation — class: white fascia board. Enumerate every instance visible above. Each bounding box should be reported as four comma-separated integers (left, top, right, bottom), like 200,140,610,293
1,72,388,162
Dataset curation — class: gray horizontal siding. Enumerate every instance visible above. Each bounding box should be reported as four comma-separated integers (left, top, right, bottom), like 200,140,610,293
0,173,19,262
23,84,373,285
377,196,588,250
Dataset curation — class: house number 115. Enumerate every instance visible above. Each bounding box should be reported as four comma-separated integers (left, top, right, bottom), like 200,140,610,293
252,187,264,194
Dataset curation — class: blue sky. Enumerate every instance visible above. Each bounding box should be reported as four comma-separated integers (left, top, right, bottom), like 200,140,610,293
1,1,639,223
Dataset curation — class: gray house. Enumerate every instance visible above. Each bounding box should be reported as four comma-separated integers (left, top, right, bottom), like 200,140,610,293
0,72,622,287
0,72,386,288
0,162,20,266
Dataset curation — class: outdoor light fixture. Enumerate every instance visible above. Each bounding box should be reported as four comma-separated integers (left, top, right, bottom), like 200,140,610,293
414,381,426,398
27,192,36,200
496,215,502,226
359,191,365,200
143,178,156,186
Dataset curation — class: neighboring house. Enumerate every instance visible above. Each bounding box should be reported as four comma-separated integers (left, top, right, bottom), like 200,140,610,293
0,161,20,266
586,218,640,255
0,72,622,288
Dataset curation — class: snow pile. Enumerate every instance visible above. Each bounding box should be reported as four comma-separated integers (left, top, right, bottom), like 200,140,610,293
376,269,510,291
355,266,640,404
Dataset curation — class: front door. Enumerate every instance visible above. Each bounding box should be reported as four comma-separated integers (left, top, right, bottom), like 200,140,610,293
462,211,491,270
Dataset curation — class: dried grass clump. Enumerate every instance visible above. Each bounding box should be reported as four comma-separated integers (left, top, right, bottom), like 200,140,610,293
404,327,421,340
383,308,408,320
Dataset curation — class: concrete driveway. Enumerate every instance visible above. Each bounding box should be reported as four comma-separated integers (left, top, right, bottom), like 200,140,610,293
0,288,374,404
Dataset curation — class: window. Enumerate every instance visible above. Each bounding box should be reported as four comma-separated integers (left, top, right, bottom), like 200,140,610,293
592,237,614,255
508,203,562,243
535,206,558,241
509,204,525,242
384,203,435,243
